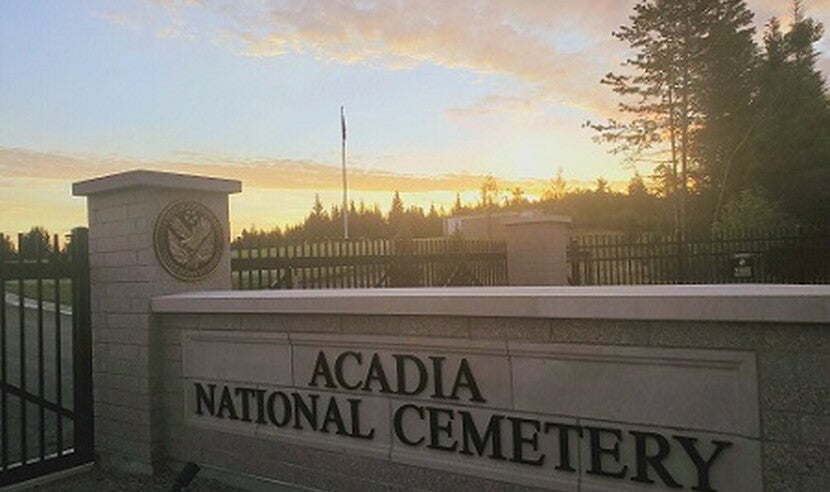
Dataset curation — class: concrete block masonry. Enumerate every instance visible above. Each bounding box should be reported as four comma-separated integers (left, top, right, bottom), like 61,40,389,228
71,170,829,490
154,286,828,491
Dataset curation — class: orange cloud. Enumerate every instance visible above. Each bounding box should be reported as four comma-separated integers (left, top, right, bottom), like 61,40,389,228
0,147,587,195
0,147,628,234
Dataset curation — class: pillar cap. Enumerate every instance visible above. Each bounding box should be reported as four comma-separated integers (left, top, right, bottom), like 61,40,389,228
503,215,571,226
72,169,242,196
151,285,830,324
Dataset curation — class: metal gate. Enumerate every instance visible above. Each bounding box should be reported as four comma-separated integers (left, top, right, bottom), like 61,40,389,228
0,227,93,487
231,237,509,289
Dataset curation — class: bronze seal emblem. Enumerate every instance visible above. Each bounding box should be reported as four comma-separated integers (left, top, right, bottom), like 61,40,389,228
153,200,223,281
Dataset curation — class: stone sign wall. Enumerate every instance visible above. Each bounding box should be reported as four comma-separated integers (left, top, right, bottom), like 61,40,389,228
178,331,760,491
72,171,827,491
153,294,829,491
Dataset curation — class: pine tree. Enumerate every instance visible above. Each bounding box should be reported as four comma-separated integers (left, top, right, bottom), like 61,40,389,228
591,0,757,235
508,187,527,206
452,193,464,214
744,4,830,226
19,226,53,259
628,173,649,197
479,175,499,209
692,0,757,205
542,167,569,201
388,191,405,236
303,193,330,239
311,193,326,219
0,234,15,258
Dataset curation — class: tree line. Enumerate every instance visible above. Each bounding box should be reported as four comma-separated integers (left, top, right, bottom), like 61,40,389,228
234,172,676,247
235,192,445,247
588,0,829,236
0,227,65,259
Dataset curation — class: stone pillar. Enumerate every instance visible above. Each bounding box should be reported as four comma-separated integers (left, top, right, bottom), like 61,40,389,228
72,170,241,473
503,216,571,286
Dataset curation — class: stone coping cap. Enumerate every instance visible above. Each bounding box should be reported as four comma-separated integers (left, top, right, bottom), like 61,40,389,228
151,285,830,324
503,215,572,226
73,169,242,196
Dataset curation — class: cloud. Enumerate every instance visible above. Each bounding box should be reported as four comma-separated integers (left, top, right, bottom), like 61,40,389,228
155,26,196,40
82,0,830,189
229,1,622,110
94,1,199,41
96,1,829,124
445,94,544,120
0,146,593,195
148,1,830,116
94,1,632,115
752,0,830,23
0,146,627,234
93,11,142,31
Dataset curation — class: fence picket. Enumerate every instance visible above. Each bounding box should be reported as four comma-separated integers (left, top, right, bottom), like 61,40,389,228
0,229,94,485
17,233,27,463
52,235,63,456
0,234,6,470
231,237,507,289
566,228,828,286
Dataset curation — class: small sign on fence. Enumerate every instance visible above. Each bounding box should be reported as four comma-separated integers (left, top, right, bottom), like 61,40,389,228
732,253,754,280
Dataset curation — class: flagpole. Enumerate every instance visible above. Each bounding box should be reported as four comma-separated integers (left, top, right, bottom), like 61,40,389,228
341,106,349,240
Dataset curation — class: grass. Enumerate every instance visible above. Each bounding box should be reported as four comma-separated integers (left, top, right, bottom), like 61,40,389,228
4,279,73,306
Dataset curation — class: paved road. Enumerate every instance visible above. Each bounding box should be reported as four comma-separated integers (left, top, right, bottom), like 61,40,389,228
1,295,75,465
1,299,250,491
33,465,248,492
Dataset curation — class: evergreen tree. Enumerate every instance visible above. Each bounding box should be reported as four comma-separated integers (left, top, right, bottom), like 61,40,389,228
542,167,569,201
19,226,52,259
692,0,757,209
712,187,794,233
428,203,439,219
452,193,464,214
311,193,326,219
591,0,757,235
0,234,16,258
508,187,527,206
479,175,499,209
302,193,331,238
388,191,405,236
742,4,830,226
628,173,649,197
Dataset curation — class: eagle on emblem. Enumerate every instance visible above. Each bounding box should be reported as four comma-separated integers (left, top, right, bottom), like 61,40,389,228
167,212,215,271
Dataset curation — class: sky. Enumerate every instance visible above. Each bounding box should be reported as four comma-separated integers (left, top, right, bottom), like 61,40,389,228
1,0,828,237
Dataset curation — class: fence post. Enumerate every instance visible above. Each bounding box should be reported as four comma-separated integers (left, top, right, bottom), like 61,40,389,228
503,216,571,286
0,235,6,472
568,238,582,286
390,238,418,287
70,227,94,463
73,170,241,473
797,226,805,283
676,231,686,284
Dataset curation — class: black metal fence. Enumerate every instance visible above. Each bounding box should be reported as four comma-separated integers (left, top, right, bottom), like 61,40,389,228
232,237,508,289
568,228,830,286
0,228,93,487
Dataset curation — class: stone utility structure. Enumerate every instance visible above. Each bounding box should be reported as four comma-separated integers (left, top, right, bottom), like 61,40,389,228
72,170,829,491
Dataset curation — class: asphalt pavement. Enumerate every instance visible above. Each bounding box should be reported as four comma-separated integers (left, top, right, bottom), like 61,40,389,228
2,295,75,469
26,465,247,491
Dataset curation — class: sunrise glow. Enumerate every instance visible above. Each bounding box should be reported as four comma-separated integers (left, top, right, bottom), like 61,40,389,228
1,0,827,236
